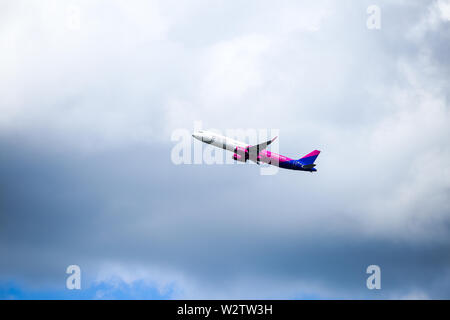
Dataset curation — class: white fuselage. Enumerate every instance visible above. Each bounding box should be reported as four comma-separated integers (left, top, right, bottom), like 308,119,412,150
192,130,247,152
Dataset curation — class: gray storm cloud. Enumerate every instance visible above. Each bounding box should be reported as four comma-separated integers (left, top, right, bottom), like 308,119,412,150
1,0,450,298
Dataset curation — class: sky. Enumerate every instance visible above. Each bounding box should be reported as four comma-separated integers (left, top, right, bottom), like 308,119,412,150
0,0,450,299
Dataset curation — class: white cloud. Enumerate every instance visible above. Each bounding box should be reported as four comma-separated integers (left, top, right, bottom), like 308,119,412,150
408,0,450,40
94,262,182,297
0,0,172,149
200,34,271,101
394,290,430,300
1,0,450,299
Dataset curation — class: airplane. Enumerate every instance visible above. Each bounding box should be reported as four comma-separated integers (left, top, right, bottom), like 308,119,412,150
192,130,320,172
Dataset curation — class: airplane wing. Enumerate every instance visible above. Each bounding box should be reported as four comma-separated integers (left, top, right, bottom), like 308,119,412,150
247,136,278,158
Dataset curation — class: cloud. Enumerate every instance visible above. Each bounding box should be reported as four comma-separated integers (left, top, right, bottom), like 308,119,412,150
1,0,450,299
